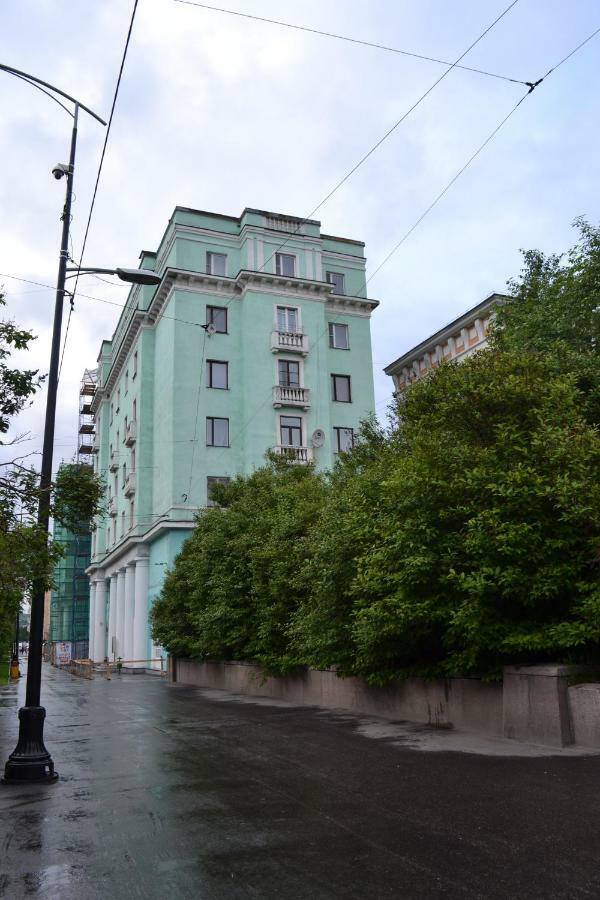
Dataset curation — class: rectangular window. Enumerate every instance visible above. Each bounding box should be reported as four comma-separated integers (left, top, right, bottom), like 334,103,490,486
206,417,229,447
116,430,120,448
326,272,346,295
133,350,138,378
107,526,111,546
331,374,351,403
122,463,126,488
116,389,120,412
132,399,137,421
329,322,349,350
276,305,298,333
207,360,228,389
121,511,125,538
129,500,134,530
278,359,300,387
275,253,295,277
124,415,128,435
114,474,118,496
125,370,129,394
333,427,354,452
207,252,227,276
280,415,302,447
206,305,227,333
110,403,114,424
207,476,231,507
131,449,136,471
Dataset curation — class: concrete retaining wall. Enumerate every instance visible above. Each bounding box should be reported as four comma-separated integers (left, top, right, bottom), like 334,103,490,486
173,659,504,737
172,659,600,750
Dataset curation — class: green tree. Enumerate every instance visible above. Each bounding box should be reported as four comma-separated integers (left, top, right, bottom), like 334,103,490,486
491,218,600,424
151,457,325,674
0,291,104,659
343,352,600,681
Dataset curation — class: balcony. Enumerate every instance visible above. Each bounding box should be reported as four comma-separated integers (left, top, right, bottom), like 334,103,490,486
272,385,311,409
271,330,308,356
124,470,136,497
273,445,313,464
109,451,118,472
125,420,137,446
108,497,117,517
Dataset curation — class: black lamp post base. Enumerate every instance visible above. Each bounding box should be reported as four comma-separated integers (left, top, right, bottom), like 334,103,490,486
2,706,58,785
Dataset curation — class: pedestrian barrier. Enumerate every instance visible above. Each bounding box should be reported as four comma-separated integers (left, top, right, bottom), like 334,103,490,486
68,658,94,679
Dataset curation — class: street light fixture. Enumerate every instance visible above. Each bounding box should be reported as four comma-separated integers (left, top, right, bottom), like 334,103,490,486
66,266,162,287
0,63,113,784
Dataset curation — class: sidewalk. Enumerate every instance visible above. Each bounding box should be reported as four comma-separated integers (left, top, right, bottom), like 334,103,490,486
1,663,599,899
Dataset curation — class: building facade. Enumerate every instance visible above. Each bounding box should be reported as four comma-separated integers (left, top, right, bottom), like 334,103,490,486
86,206,378,664
384,293,505,394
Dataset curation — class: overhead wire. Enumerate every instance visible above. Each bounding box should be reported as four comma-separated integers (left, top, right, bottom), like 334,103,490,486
57,0,139,383
363,24,600,288
173,0,529,86
245,0,522,279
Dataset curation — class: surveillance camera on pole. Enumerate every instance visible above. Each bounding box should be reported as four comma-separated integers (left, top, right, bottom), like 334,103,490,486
51,163,70,180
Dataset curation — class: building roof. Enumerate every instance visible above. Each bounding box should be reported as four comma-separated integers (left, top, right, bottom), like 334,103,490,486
383,292,508,375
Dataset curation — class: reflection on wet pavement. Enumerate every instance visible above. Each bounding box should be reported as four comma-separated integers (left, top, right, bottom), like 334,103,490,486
1,663,600,899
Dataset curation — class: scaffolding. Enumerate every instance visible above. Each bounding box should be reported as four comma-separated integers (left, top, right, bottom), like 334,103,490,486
78,368,98,462
48,519,91,659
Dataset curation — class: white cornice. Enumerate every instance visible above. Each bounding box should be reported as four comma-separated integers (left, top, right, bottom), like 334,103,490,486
87,514,198,577
95,268,378,392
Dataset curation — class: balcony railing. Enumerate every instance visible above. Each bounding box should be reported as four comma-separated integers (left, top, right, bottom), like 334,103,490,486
271,330,309,355
273,445,313,464
124,470,136,497
125,420,137,446
109,451,118,472
272,385,311,409
108,497,117,517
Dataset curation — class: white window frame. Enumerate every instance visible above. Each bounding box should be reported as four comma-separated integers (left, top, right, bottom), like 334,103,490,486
207,252,227,276
275,304,301,333
329,322,350,350
275,252,296,277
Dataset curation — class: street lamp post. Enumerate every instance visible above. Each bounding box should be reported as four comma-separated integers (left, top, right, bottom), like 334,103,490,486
0,63,159,784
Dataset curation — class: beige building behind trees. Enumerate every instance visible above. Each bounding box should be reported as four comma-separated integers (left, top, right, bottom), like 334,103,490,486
384,293,507,394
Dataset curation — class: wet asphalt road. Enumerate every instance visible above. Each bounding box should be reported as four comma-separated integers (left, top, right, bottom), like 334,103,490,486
1,664,599,900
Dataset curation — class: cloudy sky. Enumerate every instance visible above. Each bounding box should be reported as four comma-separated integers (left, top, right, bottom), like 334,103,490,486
1,0,598,471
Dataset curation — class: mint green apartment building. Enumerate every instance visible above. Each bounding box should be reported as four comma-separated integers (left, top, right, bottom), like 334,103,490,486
86,206,378,665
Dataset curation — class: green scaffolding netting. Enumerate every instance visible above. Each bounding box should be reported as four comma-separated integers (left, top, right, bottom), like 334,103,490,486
48,521,91,644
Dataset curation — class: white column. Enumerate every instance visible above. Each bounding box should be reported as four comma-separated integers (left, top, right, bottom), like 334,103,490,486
124,562,136,663
116,568,126,660
133,549,150,668
88,581,96,660
108,574,118,660
93,578,107,662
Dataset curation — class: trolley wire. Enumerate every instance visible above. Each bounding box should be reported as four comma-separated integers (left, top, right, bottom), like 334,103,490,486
174,0,529,85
